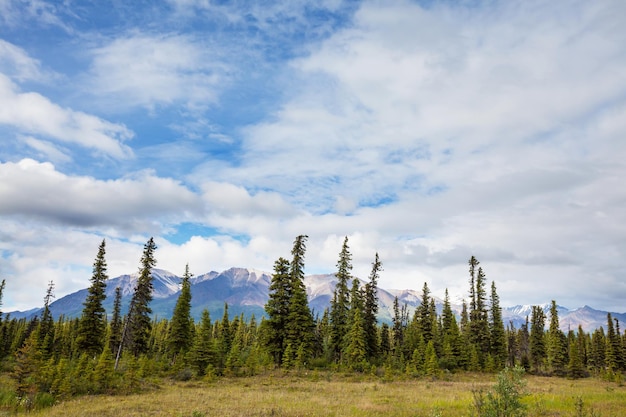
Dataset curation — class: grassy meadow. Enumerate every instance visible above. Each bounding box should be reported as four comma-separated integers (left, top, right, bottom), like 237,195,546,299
10,371,625,417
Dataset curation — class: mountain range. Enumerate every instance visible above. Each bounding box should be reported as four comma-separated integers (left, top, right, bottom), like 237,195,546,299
6,267,624,333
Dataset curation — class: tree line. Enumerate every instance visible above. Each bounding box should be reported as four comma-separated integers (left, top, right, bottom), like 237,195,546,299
0,236,625,410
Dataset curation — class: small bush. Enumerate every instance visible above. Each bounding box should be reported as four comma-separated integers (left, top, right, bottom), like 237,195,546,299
471,366,527,417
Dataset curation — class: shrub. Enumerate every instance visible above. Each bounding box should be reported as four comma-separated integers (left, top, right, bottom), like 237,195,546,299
471,366,527,417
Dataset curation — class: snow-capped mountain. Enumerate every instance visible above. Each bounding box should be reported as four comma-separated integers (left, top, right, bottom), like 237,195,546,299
6,267,625,333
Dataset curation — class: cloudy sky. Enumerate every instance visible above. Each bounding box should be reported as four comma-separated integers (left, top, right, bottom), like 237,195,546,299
1,0,625,313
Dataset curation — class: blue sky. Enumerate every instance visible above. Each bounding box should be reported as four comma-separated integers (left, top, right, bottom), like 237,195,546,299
1,0,625,313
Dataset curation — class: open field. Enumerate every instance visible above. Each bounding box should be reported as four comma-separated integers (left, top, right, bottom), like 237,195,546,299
15,372,626,417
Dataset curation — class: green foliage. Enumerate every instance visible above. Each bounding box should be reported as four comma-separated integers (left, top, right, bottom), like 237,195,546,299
264,257,291,364
471,366,527,417
489,282,507,370
330,236,352,360
77,239,109,356
363,253,381,361
530,306,546,373
168,263,193,357
125,237,157,357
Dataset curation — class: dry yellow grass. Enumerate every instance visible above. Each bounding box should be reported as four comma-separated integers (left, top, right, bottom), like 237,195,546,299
21,372,626,417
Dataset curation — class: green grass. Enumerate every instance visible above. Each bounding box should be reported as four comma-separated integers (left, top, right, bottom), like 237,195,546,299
13,372,626,417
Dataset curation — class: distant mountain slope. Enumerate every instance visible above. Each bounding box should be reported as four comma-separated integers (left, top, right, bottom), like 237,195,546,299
6,267,624,333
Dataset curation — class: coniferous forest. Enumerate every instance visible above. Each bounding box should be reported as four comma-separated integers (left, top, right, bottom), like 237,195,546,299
0,235,625,411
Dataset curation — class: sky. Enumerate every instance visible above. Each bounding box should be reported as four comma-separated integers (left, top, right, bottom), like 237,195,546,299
1,0,625,314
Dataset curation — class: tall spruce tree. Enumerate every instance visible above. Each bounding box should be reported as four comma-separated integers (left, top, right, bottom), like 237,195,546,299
529,305,546,373
441,289,462,370
168,263,193,357
189,309,216,376
417,282,434,344
546,300,567,375
0,278,5,321
285,235,315,364
467,257,490,367
567,330,585,378
38,280,55,359
363,253,381,360
77,239,109,356
108,286,123,354
264,257,291,364
489,281,507,370
124,237,157,357
329,236,352,360
392,296,404,356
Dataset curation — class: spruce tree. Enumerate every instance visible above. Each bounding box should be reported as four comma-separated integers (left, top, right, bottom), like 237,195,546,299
330,236,352,360
529,305,546,373
363,253,381,361
285,235,315,364
441,289,461,370
38,280,56,359
168,263,193,357
189,309,216,376
124,237,157,357
589,327,606,372
416,282,434,343
391,296,405,356
77,239,109,356
489,281,507,370
567,330,585,378
0,278,5,321
546,300,567,375
108,287,122,354
264,258,292,364
346,307,367,371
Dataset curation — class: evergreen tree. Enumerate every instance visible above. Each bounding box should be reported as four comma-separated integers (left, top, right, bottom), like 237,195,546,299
285,235,315,364
264,257,291,365
346,307,367,371
168,263,193,357
424,340,439,377
77,239,109,356
123,237,157,358
468,256,479,316
38,280,56,359
189,309,216,376
567,330,585,379
441,289,462,370
613,317,625,370
589,327,606,372
330,236,352,360
546,300,567,375
391,296,404,356
517,316,531,371
363,252,381,361
489,281,507,370
529,305,546,373
0,278,5,321
467,257,489,367
416,282,434,344
108,287,122,354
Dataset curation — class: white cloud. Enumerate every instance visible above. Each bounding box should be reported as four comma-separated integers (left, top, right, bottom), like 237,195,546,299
0,74,133,159
20,136,71,164
0,159,203,229
0,39,48,82
87,33,231,111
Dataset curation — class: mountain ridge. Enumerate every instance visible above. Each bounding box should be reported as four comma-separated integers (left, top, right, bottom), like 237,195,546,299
5,267,624,333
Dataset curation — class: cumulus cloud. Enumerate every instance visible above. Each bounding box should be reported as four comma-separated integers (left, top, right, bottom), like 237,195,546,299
0,159,203,229
0,74,133,159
